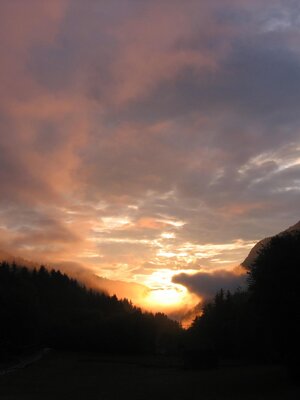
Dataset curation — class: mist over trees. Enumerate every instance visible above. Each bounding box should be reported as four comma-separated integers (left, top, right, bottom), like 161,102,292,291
1,229,299,381
0,262,181,359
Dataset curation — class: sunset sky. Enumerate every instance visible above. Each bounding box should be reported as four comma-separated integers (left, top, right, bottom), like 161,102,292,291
0,0,299,318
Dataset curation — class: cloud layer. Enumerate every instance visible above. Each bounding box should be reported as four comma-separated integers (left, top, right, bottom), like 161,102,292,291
0,0,300,311
173,269,246,300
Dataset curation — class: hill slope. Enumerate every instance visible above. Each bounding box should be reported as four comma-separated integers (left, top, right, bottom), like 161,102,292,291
242,220,300,268
0,262,181,358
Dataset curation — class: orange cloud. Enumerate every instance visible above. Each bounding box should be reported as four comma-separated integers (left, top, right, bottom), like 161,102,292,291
106,1,234,105
135,217,167,230
220,202,269,216
1,0,299,321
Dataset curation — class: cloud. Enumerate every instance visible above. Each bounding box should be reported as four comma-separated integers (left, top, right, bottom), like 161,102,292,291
0,0,300,314
172,269,246,300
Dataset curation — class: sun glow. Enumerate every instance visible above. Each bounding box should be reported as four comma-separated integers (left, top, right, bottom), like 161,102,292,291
139,269,198,309
146,287,187,307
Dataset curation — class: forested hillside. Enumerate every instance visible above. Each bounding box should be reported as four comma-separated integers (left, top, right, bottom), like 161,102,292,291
187,230,300,380
0,262,181,359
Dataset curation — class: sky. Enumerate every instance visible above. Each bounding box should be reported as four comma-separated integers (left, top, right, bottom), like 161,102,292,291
0,0,300,318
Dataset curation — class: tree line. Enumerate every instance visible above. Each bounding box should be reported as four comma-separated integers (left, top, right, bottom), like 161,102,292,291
1,230,299,378
185,230,300,378
0,263,181,360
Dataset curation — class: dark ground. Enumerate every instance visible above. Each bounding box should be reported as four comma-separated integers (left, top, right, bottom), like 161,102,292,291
0,352,299,400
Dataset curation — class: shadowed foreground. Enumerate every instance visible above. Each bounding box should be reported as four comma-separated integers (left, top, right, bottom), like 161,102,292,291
0,352,299,400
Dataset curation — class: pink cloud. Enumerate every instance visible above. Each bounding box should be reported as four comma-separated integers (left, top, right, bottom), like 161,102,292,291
0,0,299,317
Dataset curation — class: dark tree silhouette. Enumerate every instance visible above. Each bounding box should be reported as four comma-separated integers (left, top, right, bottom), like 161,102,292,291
186,230,300,372
246,231,300,379
186,288,258,363
0,262,181,362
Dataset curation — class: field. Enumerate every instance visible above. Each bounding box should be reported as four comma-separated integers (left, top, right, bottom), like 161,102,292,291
0,352,299,400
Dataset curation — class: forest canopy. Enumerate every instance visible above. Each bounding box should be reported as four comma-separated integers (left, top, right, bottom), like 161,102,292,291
0,262,181,357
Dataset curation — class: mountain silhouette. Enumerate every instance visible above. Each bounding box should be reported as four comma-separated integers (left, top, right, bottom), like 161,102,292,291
242,220,300,268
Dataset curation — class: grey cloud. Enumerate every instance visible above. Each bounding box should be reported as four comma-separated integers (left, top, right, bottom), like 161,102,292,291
110,37,300,128
173,270,246,299
1,0,300,283
0,143,52,206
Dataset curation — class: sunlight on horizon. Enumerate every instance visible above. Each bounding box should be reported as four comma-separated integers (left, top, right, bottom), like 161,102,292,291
145,287,187,307
135,269,199,311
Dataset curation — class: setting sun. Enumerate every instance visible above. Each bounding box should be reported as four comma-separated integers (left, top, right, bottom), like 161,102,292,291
137,269,199,311
146,287,186,307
